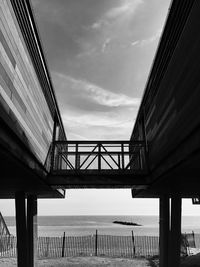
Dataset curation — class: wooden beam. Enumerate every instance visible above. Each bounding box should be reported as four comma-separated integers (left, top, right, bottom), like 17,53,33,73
27,195,38,267
48,172,148,188
169,195,182,267
54,140,144,145
15,192,28,267
159,195,170,267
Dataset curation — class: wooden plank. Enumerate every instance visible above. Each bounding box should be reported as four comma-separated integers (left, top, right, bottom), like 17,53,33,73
54,140,144,145
0,2,31,69
0,66,12,99
59,151,138,156
13,72,52,143
0,93,10,114
0,1,54,164
0,27,16,67
0,85,46,162
0,2,62,143
0,55,15,87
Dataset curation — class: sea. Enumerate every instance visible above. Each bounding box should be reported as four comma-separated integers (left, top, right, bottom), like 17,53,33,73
4,215,200,237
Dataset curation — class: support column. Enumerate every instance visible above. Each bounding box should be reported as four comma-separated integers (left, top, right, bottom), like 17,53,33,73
15,192,28,267
169,195,182,267
27,195,38,267
159,195,170,267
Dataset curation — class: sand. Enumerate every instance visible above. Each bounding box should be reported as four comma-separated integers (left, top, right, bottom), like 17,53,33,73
2,254,200,267
149,253,200,267
181,253,200,267
0,257,150,267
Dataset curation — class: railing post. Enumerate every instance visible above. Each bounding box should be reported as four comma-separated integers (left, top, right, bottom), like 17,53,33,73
121,143,124,169
131,231,136,257
98,143,101,171
50,144,56,172
66,143,68,170
75,143,78,170
62,232,66,257
118,153,121,169
95,230,98,256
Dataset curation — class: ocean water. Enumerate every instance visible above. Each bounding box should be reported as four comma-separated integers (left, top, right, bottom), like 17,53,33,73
4,215,200,237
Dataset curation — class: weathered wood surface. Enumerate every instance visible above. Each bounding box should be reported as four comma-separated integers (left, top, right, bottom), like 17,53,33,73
0,0,54,164
131,1,200,188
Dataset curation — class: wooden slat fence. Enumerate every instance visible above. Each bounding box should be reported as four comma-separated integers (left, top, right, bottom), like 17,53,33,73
1,232,199,259
0,234,159,259
97,235,135,258
134,236,159,257
0,236,16,257
194,234,200,248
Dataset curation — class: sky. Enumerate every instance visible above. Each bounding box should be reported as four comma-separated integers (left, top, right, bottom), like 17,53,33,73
2,0,199,216
31,0,171,140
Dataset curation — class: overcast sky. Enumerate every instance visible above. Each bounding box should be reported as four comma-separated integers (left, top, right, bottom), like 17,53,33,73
3,0,199,216
32,0,171,140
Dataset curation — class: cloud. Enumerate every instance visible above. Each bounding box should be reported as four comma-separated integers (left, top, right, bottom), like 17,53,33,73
91,21,104,30
52,72,139,139
90,0,143,37
139,31,161,46
54,72,140,108
131,41,140,46
102,38,111,52
62,109,136,140
87,86,140,107
62,112,132,128
131,30,161,48
106,0,143,19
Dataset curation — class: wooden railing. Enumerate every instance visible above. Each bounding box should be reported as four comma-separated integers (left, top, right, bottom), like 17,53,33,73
50,141,148,173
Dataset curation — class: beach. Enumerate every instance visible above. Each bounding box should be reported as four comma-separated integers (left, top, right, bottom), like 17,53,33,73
1,254,200,266
1,215,200,266
0,256,150,267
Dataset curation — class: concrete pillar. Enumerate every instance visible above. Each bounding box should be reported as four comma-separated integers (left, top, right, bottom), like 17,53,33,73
169,195,182,267
27,195,38,267
159,195,170,267
15,192,28,267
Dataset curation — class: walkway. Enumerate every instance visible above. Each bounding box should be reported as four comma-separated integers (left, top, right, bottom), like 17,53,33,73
48,140,149,188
